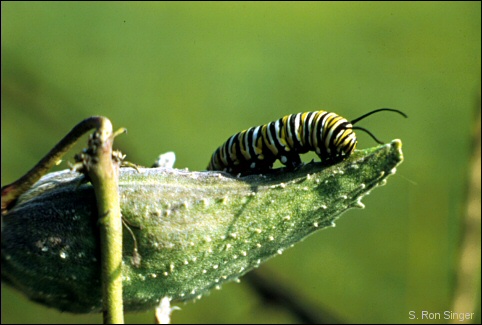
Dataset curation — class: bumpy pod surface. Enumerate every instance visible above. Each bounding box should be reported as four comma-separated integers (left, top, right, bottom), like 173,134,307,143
2,140,403,313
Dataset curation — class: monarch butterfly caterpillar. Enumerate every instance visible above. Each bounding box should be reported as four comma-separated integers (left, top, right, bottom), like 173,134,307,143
207,108,407,175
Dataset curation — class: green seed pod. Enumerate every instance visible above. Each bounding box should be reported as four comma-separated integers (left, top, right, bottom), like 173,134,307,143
1,140,403,313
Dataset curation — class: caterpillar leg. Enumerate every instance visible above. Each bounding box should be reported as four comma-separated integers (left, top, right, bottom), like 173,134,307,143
279,153,303,170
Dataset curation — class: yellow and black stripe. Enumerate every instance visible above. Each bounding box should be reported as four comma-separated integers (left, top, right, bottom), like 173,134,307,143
207,108,406,175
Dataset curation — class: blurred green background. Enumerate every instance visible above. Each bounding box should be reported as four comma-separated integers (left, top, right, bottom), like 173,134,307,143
2,2,480,324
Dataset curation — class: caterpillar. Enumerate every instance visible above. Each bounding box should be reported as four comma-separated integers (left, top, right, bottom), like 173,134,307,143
207,108,407,175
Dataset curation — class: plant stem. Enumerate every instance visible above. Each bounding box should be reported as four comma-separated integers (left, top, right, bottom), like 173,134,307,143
1,116,104,213
84,118,124,324
1,116,126,323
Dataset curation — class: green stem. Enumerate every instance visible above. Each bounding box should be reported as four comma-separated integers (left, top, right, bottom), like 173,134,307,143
1,116,125,323
83,118,124,324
